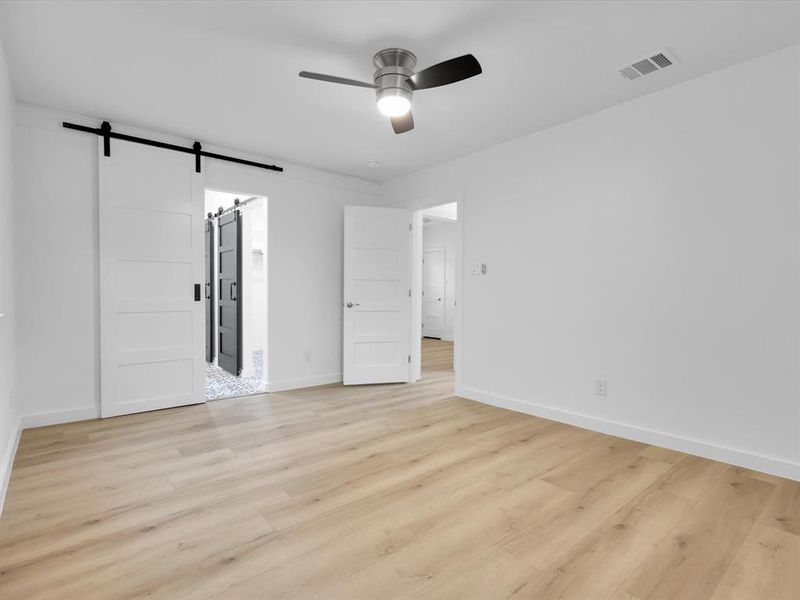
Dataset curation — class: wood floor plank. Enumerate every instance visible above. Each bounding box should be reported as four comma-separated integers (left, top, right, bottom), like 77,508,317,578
408,548,538,600
509,486,694,600
761,478,800,536
0,339,797,600
648,454,730,501
613,467,776,600
291,478,570,600
501,455,674,570
0,508,274,600
710,523,800,600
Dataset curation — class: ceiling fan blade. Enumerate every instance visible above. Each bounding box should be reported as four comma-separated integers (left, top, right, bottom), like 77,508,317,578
391,111,414,134
298,71,376,89
409,54,482,90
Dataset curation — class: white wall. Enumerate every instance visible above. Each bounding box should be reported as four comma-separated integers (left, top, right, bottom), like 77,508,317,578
0,28,19,513
423,221,456,341
14,104,384,424
241,198,266,376
386,46,800,480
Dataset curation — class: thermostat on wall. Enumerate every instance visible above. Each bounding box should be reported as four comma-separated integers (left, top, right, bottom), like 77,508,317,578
471,263,487,275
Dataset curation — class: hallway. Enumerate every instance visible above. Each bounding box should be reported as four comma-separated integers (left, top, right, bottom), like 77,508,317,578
421,337,454,375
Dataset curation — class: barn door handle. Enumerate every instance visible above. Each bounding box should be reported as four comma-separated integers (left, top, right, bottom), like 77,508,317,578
230,282,238,301
205,282,211,299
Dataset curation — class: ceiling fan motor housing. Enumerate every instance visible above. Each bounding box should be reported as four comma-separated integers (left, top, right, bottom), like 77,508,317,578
373,48,416,107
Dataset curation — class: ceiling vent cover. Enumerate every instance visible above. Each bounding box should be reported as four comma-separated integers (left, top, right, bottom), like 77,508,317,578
618,50,677,80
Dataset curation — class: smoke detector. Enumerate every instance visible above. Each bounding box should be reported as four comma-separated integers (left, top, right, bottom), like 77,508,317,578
618,50,677,80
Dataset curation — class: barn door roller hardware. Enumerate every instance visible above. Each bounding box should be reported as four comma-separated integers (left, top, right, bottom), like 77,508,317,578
211,195,261,219
62,121,283,174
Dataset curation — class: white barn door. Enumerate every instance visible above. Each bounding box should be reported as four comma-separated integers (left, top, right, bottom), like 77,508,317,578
343,206,411,385
99,141,205,417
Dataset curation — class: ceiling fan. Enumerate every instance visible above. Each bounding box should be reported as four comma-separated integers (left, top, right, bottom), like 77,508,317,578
299,48,482,134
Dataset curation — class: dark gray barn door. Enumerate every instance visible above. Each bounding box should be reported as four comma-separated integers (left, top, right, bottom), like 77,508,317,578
204,218,215,363
218,210,242,375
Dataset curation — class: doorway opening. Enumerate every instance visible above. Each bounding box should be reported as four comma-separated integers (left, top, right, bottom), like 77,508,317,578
416,202,458,380
204,189,267,400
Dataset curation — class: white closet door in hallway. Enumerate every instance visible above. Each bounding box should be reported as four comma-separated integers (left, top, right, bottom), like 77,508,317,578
98,141,205,417
422,247,445,339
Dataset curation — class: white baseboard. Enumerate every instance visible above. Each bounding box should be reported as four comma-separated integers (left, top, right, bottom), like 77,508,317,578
457,386,800,482
21,406,100,429
266,373,342,393
0,415,22,517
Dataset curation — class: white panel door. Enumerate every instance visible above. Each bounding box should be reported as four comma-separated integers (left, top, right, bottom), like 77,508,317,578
343,206,411,385
422,247,445,339
99,141,205,417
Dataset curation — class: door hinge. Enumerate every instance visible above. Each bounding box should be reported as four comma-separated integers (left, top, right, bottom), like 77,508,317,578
409,222,412,231
408,289,411,297
408,355,411,363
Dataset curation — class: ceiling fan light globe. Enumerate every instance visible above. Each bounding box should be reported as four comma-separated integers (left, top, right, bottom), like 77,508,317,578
377,95,411,117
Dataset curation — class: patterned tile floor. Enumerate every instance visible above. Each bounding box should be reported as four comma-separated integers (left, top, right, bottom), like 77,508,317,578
205,350,266,400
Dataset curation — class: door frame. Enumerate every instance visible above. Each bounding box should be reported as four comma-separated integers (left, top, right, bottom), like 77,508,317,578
205,217,215,363
204,185,270,389
410,192,464,386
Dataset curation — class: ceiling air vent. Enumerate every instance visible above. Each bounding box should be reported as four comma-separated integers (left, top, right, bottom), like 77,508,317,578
618,50,677,80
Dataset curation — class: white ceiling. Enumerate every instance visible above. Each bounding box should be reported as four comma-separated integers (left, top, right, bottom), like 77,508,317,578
3,1,800,182
423,202,458,222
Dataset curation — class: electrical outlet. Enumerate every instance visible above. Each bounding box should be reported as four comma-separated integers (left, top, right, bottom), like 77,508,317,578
304,350,312,362
595,379,607,397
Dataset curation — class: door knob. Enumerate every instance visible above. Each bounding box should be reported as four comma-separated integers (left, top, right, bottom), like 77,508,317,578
346,302,360,308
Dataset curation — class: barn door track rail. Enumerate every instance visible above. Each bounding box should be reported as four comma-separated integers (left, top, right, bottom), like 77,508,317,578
62,120,283,174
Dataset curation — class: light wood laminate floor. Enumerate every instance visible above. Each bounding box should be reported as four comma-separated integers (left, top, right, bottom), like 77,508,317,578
0,339,798,599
